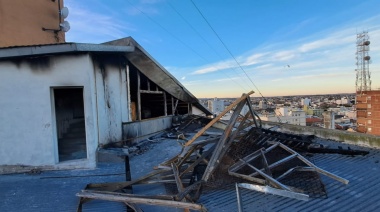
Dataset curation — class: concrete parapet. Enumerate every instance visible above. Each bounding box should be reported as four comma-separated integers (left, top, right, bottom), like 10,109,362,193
262,121,380,148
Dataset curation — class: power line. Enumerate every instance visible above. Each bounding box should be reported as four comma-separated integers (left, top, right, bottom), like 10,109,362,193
125,0,210,66
189,0,266,98
126,0,248,91
166,1,252,91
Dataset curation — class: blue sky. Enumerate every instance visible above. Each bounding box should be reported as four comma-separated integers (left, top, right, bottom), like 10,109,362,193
64,0,380,98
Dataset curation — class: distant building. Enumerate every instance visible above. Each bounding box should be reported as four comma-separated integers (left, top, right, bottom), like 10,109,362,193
306,117,323,127
323,111,335,129
260,107,306,126
301,98,311,106
356,90,380,135
208,98,225,114
258,100,267,109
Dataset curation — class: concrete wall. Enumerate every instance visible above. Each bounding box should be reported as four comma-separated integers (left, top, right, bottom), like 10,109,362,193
93,58,129,145
0,54,98,169
122,116,172,143
262,121,380,148
0,0,65,47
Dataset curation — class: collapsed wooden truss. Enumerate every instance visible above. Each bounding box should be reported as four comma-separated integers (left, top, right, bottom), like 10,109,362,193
76,91,349,211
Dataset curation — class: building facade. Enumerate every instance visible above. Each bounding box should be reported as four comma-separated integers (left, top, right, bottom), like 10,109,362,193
0,38,210,171
0,0,66,47
260,107,306,126
356,90,380,135
208,98,225,114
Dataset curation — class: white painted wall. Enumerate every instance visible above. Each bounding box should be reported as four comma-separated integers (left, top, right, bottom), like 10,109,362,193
0,54,97,168
192,106,205,116
208,98,224,114
93,60,128,145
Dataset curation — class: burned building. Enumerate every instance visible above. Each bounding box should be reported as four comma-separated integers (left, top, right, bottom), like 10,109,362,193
0,37,211,172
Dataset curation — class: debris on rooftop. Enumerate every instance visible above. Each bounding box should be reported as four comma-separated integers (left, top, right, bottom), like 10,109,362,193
77,91,367,211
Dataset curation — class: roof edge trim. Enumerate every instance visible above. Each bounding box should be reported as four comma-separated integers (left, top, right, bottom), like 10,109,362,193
0,43,135,59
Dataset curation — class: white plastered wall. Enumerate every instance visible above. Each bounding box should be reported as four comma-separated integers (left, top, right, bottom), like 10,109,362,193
93,60,129,145
0,54,98,169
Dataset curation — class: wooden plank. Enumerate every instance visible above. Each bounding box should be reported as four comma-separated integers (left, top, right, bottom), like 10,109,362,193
77,190,207,211
246,97,261,128
137,72,141,121
164,92,167,116
172,163,185,194
171,96,175,115
228,171,266,185
174,99,179,114
184,91,254,146
179,144,216,177
87,169,169,191
140,90,163,94
172,163,191,212
202,99,247,181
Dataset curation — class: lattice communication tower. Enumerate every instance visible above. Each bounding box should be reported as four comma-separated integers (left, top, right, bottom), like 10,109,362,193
355,31,371,93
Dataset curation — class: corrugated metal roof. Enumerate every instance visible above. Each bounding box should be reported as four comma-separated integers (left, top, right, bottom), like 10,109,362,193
198,139,380,212
1,136,379,211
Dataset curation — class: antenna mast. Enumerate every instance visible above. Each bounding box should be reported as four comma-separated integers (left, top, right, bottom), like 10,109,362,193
355,31,371,93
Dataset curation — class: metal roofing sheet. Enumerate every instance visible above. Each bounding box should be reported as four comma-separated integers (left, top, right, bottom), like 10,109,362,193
198,140,380,212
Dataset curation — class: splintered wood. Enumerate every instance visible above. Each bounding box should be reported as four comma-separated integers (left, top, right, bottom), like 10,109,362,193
76,90,349,211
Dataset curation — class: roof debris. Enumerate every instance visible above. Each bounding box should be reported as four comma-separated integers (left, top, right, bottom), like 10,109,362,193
77,91,366,211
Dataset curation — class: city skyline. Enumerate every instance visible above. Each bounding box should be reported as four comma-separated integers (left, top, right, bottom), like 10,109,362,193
65,0,380,98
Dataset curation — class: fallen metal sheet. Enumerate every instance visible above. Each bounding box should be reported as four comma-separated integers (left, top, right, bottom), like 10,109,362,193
237,183,309,201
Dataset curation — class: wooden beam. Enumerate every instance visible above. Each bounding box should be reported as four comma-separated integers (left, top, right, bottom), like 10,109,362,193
164,92,167,116
140,90,163,94
87,169,169,191
174,99,179,114
184,91,254,146
137,72,141,121
77,190,207,211
126,63,132,122
202,99,247,181
172,96,175,115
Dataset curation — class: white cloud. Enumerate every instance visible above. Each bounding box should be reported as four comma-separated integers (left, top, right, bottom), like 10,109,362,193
65,0,134,42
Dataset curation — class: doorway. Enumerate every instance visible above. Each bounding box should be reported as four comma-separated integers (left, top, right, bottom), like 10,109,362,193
53,88,87,162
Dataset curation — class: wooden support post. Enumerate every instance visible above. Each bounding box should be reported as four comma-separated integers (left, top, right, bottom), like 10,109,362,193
174,99,179,115
137,72,141,121
126,63,132,122
246,97,260,128
172,96,175,115
147,79,150,91
164,92,167,116
124,154,134,212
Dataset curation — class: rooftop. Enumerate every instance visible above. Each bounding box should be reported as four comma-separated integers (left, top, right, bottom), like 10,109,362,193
1,133,379,211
